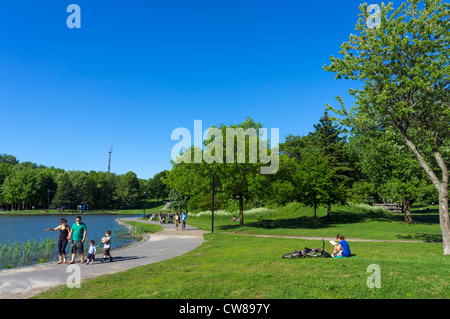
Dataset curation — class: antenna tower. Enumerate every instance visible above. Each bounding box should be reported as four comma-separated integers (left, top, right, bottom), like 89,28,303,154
108,145,113,173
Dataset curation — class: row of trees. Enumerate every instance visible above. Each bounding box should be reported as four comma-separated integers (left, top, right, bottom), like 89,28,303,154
164,0,449,255
0,154,170,211
164,114,438,225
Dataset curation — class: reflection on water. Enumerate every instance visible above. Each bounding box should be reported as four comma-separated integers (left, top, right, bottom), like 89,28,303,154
0,214,140,269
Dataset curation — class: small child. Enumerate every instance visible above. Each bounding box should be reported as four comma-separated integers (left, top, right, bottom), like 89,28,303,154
101,230,113,262
86,240,96,265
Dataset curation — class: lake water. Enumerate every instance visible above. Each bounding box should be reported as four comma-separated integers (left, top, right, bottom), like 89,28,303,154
0,214,141,269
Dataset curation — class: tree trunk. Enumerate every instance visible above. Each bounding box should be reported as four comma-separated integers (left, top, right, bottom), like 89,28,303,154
327,203,331,222
314,204,317,224
239,196,244,227
402,197,414,224
401,133,450,255
439,187,450,255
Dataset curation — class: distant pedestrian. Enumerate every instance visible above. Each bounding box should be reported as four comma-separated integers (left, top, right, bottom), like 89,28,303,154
181,211,187,231
101,230,113,262
45,218,71,264
86,240,96,265
159,212,165,224
67,216,87,264
175,212,180,231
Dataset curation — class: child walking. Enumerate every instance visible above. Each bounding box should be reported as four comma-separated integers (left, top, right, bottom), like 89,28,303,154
101,230,113,262
86,240,96,265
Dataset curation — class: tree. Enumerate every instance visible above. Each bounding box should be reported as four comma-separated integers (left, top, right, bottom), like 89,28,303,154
324,0,450,254
115,171,140,209
165,117,276,226
52,173,76,209
148,170,170,201
0,154,19,165
294,145,340,224
309,112,353,220
163,159,208,214
350,125,436,223
168,189,190,212
203,118,274,226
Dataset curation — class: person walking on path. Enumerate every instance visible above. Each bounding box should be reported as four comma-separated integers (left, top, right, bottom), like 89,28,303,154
86,240,96,265
174,212,180,231
45,218,71,264
67,216,87,264
181,211,187,231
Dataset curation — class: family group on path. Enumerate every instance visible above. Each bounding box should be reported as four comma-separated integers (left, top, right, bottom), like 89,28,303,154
45,216,113,265
0,215,206,299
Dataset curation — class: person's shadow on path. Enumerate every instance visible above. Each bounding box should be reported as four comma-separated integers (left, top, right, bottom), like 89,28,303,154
98,256,145,262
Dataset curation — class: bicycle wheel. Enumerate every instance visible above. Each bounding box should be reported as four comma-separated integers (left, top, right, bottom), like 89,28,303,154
282,251,303,259
305,249,324,257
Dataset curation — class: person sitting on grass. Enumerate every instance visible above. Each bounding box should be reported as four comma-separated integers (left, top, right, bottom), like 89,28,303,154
232,215,239,222
332,234,351,258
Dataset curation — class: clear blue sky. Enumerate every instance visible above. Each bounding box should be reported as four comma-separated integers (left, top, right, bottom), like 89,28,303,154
0,0,366,179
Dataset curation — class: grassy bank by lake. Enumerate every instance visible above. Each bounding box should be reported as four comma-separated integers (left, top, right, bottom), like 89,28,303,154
32,203,448,299
34,232,449,299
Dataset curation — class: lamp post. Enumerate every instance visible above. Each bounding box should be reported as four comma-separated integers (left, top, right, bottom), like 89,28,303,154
211,170,215,234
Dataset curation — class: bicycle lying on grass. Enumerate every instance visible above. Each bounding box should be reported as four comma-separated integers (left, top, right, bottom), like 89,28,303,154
282,239,332,259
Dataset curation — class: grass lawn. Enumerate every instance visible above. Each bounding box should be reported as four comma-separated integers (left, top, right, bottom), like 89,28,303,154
34,233,449,299
33,203,449,299
187,203,443,242
121,221,164,234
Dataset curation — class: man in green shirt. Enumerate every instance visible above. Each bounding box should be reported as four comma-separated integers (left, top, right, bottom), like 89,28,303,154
67,216,87,264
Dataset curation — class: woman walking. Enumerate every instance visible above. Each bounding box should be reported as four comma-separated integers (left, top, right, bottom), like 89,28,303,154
175,212,180,231
46,218,71,264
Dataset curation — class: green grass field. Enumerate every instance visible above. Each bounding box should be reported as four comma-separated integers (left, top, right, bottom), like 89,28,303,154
188,203,443,242
33,203,449,299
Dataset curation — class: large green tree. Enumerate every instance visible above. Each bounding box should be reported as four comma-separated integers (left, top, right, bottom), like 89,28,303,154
115,171,140,208
52,173,76,209
309,112,353,220
351,125,436,223
324,0,450,254
165,118,276,227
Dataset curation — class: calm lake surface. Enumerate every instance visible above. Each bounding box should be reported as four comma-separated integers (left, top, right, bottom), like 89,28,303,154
0,214,141,269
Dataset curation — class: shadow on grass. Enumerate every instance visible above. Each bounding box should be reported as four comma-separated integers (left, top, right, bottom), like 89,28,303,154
395,233,442,242
215,205,441,232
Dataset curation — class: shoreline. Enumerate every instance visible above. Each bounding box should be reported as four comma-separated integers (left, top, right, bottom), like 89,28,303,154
0,212,121,216
0,217,205,299
0,217,143,272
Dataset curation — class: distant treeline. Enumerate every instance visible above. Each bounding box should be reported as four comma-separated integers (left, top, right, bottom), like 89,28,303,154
0,155,169,211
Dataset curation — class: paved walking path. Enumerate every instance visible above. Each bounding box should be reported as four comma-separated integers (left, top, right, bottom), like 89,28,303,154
0,217,206,299
161,201,171,210
232,233,438,243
